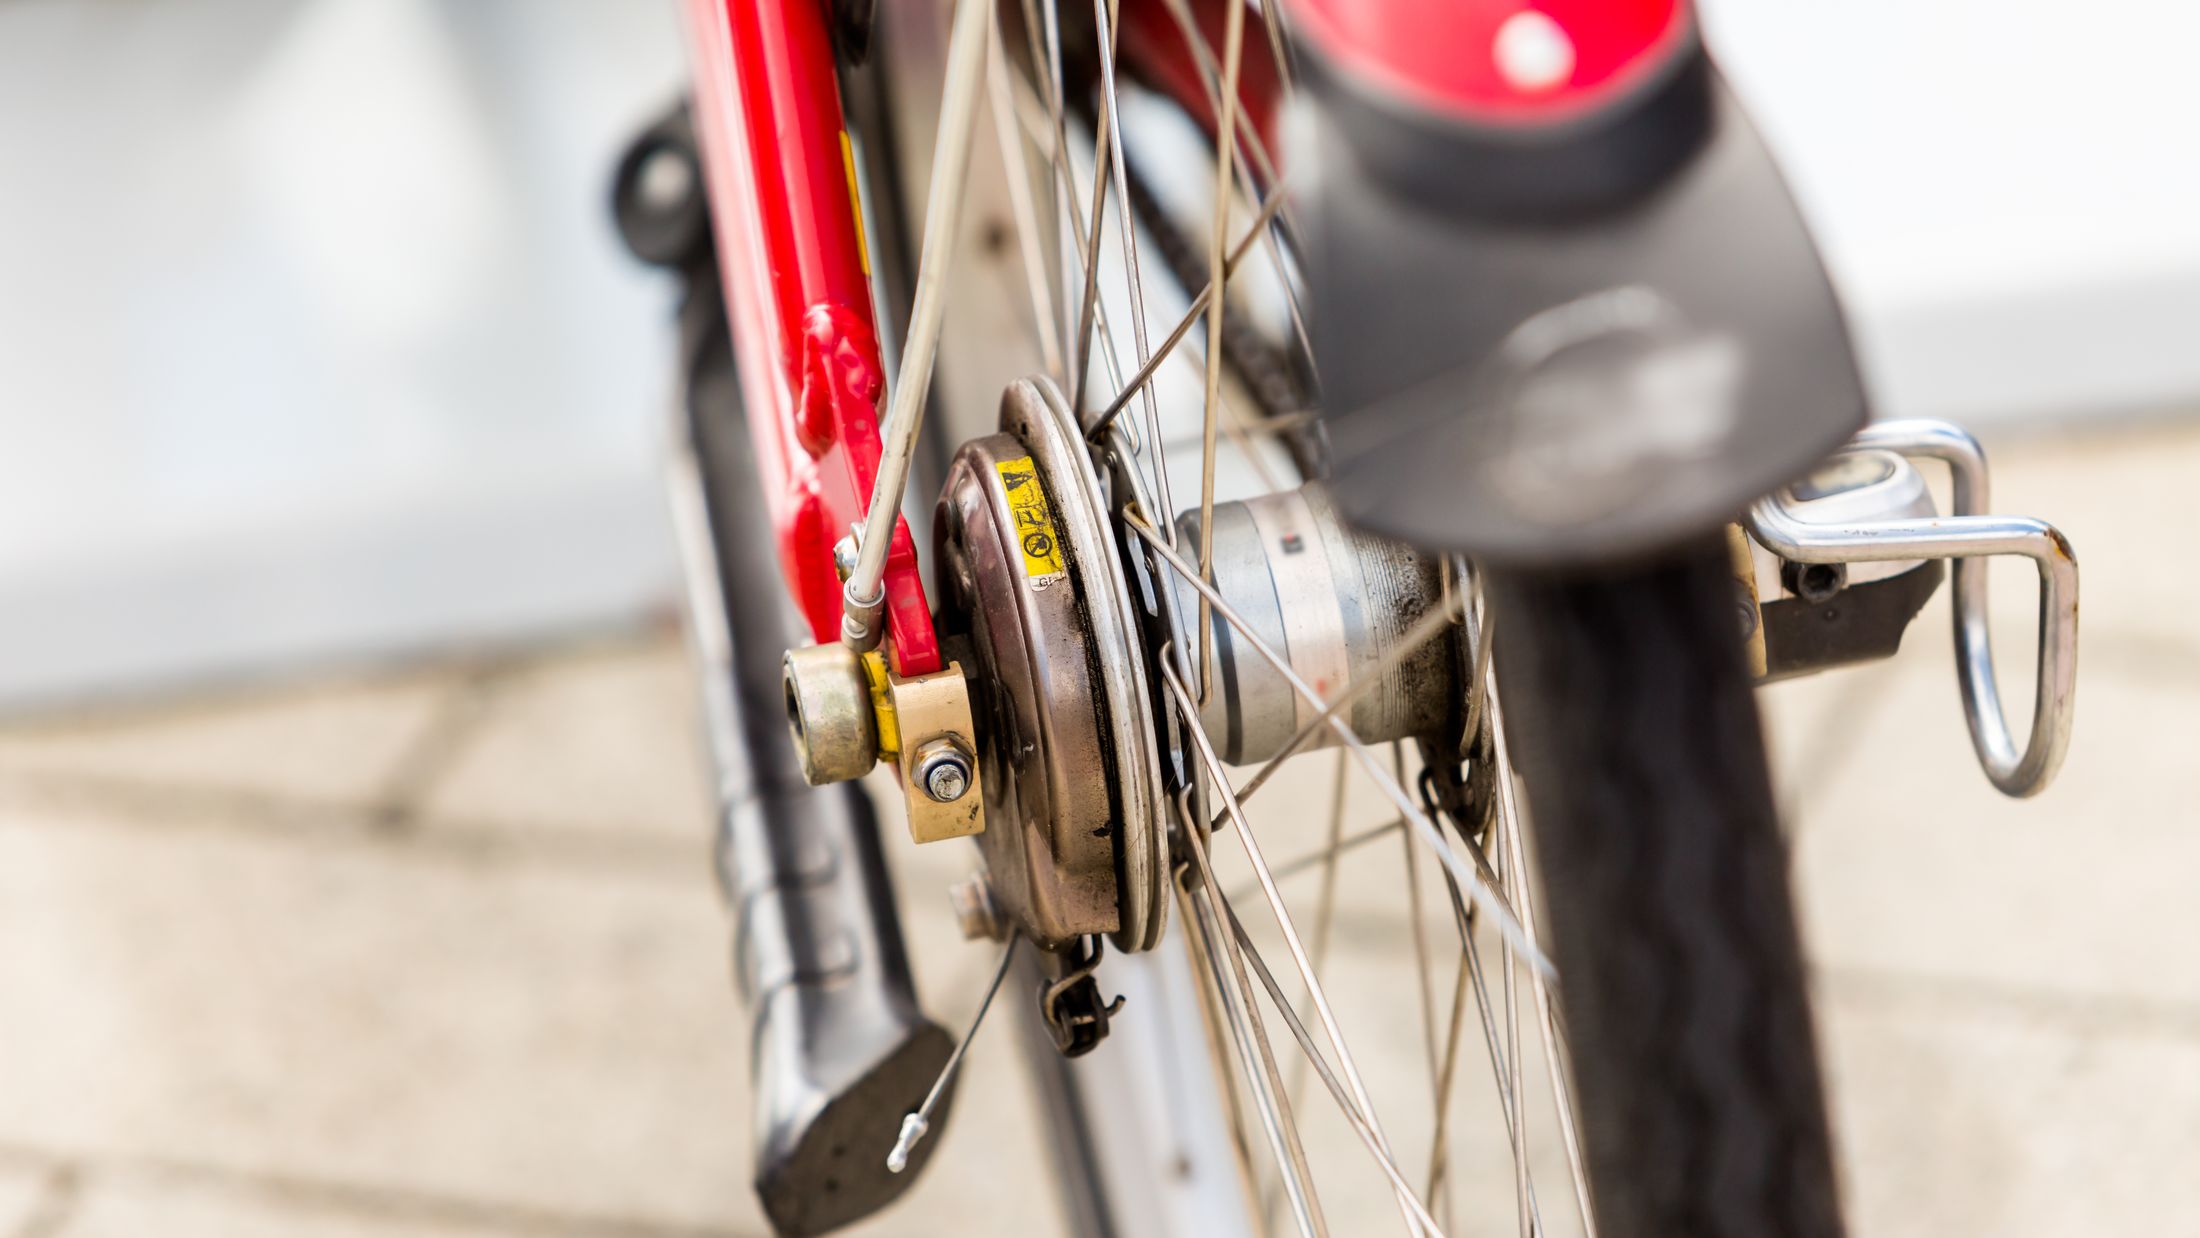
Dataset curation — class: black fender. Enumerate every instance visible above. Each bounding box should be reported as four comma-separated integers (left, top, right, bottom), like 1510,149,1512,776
1294,40,1867,565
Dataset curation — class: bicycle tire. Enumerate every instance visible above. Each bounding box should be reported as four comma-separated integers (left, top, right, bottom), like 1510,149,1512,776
1485,534,1845,1238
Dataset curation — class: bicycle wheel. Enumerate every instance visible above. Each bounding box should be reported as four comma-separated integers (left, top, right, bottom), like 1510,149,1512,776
836,2,1847,1235
1485,537,1845,1238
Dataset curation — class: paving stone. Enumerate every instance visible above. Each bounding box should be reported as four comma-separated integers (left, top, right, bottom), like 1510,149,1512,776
0,1162,58,1235
0,672,452,807
419,641,715,842
1992,417,2200,639
0,788,1065,1238
1819,983,2200,1238
1776,620,2200,1010
51,1174,539,1238
0,797,759,1233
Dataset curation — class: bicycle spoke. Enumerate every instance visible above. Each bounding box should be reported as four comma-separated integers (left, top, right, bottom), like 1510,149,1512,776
1219,898,1453,1238
1408,829,1548,1238
1156,546,1497,910
1192,0,1247,700
1456,890,1546,1237
1178,896,1263,1198
1425,947,1469,1226
1124,513,1548,975
1022,0,1083,380
1487,661,1600,1238
1018,0,1139,445
1177,784,1442,1238
1068,103,1117,415
1498,808,1535,1237
1232,593,1464,808
957,10,1603,1232
1178,855,1328,1238
1269,748,1351,1228
1396,751,1444,1187
1162,655,1435,1235
1459,566,1496,752
1091,0,1177,531
1084,185,1289,441
1257,0,1299,95
985,10,1063,379
1230,817,1402,897
1150,0,1316,371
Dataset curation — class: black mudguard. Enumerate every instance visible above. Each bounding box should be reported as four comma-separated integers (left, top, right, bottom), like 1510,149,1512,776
1295,43,1867,565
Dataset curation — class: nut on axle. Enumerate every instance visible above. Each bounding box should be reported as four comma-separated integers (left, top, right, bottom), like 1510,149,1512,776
781,643,986,844
782,643,877,785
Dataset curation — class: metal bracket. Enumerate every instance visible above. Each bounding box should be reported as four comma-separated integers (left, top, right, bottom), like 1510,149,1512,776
1746,419,2078,798
887,662,987,843
781,645,987,841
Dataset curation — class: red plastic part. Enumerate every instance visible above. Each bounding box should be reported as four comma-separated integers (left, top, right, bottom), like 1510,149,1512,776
1116,0,1284,188
683,0,941,676
1286,0,1691,123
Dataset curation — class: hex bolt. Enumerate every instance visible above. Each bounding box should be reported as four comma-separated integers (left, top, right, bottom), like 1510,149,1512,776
949,873,1003,941
917,740,973,803
927,762,968,802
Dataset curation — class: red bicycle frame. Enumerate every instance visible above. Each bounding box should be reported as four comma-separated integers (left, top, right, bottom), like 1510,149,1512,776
682,0,940,676
680,0,1683,676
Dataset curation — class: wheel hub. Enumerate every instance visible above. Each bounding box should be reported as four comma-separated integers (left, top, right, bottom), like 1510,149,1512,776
933,377,1169,952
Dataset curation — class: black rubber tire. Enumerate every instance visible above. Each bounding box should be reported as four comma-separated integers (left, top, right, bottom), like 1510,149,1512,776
1485,535,1845,1238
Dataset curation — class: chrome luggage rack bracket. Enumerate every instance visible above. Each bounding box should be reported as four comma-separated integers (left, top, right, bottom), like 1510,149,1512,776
1747,419,2078,798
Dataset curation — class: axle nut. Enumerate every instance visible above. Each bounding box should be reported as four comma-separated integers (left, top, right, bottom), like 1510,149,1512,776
914,738,974,803
782,643,878,785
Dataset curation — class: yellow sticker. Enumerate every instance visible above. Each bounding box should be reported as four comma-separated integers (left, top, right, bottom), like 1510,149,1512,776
839,130,871,278
995,457,1068,587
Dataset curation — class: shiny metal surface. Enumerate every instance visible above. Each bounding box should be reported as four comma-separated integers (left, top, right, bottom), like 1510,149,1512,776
1007,377,1172,952
780,642,879,785
1747,418,2078,797
932,377,1167,947
1157,657,1436,1236
1125,513,1546,972
1766,448,1934,587
917,739,974,802
1172,484,1457,765
885,661,988,842
1031,943,1264,1238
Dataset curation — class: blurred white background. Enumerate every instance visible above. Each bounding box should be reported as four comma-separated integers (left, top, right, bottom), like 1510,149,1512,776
3,0,2196,705
0,0,687,706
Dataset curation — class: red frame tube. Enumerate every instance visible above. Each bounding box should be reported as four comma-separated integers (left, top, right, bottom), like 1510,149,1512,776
683,0,940,675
